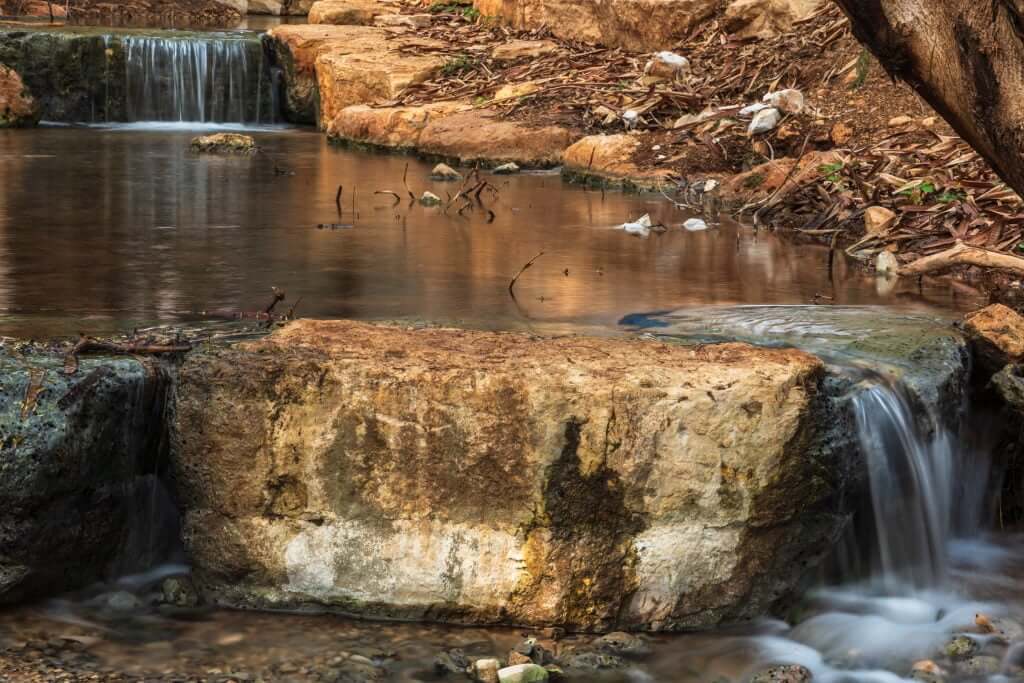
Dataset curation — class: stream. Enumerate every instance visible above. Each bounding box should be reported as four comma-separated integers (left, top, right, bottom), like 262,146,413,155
0,23,1021,683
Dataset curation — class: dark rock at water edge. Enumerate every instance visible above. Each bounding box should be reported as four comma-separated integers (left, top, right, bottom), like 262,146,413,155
0,349,173,602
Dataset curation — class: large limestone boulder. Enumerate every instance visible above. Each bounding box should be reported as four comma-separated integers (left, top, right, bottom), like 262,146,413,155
0,351,169,603
327,102,470,148
270,24,444,125
562,134,675,189
173,320,857,632
723,0,825,40
0,65,40,128
249,0,316,14
416,110,575,168
962,304,1024,374
308,0,398,24
473,0,718,51
329,103,573,167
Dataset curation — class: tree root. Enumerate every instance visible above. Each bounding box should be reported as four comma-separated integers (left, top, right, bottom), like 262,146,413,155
898,240,1024,277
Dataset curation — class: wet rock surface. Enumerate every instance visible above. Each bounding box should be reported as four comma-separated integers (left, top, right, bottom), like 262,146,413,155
172,319,856,632
0,27,274,124
190,133,257,154
0,348,170,603
0,64,40,127
269,24,444,126
561,134,675,189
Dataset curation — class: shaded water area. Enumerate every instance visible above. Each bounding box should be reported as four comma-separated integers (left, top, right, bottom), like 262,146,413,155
0,126,983,340
0,121,1020,680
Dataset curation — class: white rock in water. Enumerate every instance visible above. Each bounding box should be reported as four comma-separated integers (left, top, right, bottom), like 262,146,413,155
420,191,443,206
493,162,520,175
740,102,769,117
430,163,462,181
621,213,653,237
645,51,691,80
876,251,900,276
763,89,805,114
748,107,781,135
683,218,709,231
497,663,549,683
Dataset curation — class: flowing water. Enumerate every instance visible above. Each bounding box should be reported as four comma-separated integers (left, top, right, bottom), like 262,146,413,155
121,34,276,124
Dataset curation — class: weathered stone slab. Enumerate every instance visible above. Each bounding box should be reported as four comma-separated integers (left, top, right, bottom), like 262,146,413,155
472,0,718,51
269,24,444,125
0,351,169,603
173,319,855,631
562,135,675,189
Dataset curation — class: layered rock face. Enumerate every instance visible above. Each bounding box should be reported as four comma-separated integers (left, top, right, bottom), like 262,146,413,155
472,0,719,51
0,352,170,603
472,0,826,50
269,24,444,125
249,0,315,14
173,320,856,632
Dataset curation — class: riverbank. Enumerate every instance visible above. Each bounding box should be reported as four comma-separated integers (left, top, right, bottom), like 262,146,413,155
263,0,1024,304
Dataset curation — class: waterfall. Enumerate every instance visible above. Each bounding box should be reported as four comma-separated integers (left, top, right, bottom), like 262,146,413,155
123,35,275,124
847,379,977,589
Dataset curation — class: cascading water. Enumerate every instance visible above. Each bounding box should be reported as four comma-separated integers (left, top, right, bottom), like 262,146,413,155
626,306,1021,681
0,27,281,124
122,34,276,124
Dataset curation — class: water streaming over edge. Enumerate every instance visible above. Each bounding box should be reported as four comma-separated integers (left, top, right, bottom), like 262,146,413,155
122,34,276,124
631,307,1018,682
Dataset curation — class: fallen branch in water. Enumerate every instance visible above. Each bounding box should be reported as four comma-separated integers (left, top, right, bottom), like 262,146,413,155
508,250,545,299
64,336,192,375
265,287,286,314
898,241,1024,277
335,185,343,216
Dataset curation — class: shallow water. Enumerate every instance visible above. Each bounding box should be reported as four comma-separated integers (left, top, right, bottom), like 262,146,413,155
0,125,982,340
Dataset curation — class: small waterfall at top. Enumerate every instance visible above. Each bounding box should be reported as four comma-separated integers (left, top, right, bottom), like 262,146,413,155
122,34,277,124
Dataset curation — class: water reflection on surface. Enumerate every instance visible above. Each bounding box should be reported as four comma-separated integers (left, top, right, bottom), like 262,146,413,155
0,126,982,339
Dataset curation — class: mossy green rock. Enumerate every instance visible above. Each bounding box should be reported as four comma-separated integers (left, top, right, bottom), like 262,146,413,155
0,349,168,602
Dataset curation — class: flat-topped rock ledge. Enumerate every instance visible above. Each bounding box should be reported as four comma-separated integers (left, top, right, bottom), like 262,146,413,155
173,319,856,632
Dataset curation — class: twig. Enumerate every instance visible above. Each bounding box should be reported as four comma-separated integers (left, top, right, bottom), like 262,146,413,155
403,163,415,201
375,190,402,206
508,250,545,299
335,185,343,216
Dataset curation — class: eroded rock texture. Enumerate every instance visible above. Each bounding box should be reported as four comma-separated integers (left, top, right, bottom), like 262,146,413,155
173,320,857,631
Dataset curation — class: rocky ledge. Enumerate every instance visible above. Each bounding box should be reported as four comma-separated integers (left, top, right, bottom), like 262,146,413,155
171,319,858,632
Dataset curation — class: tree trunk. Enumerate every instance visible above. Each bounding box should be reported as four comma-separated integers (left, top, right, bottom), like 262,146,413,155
832,0,1024,196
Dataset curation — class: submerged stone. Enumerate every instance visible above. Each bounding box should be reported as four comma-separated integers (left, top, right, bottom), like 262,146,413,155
172,319,857,632
190,133,257,155
0,350,169,603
